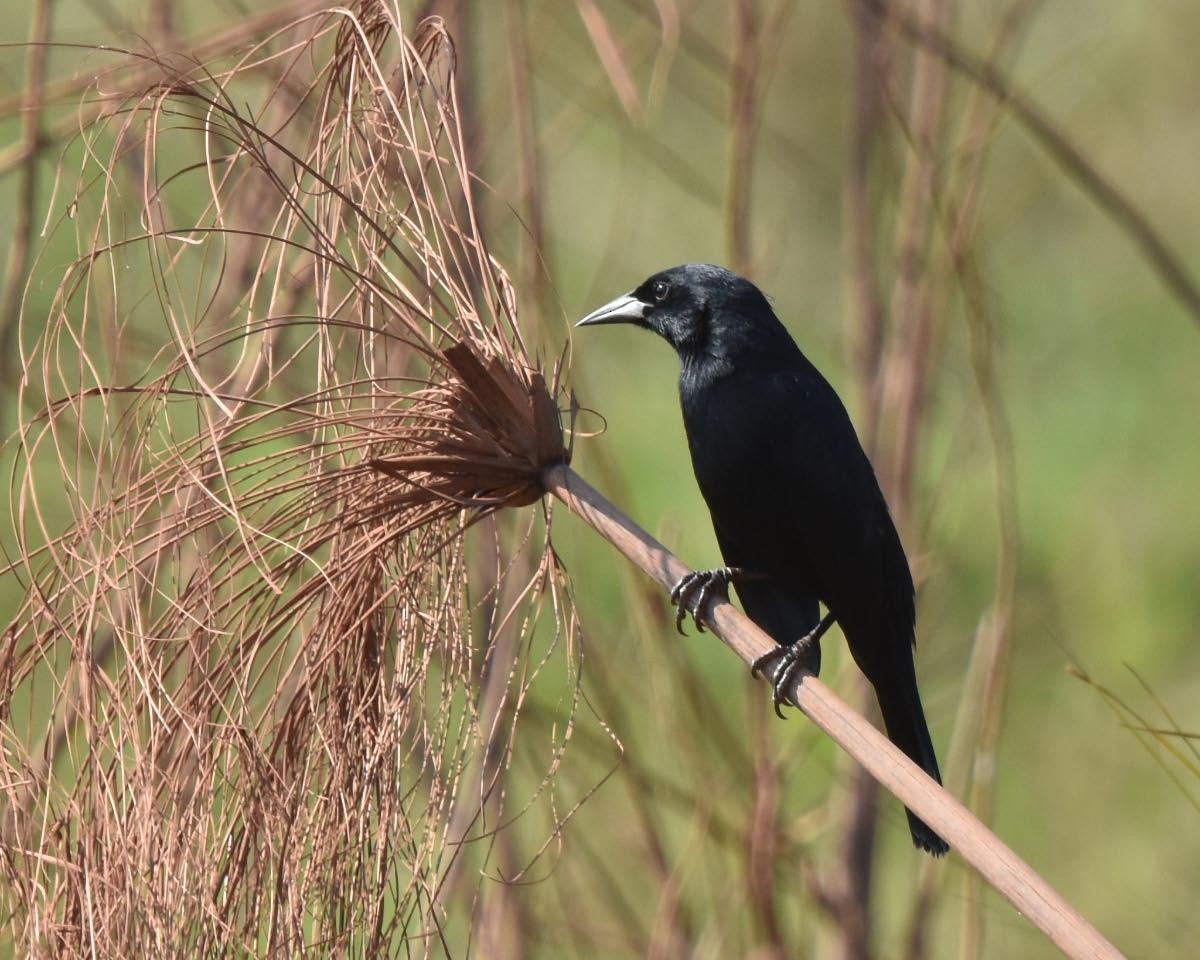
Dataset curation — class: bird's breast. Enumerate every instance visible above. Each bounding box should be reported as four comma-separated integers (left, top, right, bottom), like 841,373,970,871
679,371,810,569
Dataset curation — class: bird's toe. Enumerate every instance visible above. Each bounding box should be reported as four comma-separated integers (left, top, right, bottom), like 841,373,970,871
669,568,733,634
749,645,781,679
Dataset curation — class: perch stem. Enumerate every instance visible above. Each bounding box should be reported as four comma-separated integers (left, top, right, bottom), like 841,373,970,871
542,461,1125,960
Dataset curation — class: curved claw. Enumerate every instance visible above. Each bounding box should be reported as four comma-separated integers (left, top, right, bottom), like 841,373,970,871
749,649,796,717
693,579,720,632
771,654,808,719
752,646,801,718
674,601,689,636
670,571,700,635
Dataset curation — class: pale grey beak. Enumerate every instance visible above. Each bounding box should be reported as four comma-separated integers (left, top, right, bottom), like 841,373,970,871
576,292,648,327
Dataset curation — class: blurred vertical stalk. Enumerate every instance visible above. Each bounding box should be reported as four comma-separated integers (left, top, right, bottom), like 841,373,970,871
725,4,800,952
437,0,483,225
956,223,1022,960
898,4,1040,956
725,0,792,279
148,0,175,43
834,2,953,957
843,0,887,440
503,0,553,322
583,652,695,958
473,830,530,956
445,10,537,907
746,703,787,960
438,517,531,945
833,9,890,958
726,0,761,276
0,0,52,396
878,0,952,525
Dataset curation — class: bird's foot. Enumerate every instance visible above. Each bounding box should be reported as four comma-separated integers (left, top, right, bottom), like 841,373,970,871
750,643,813,719
751,614,835,718
669,566,750,635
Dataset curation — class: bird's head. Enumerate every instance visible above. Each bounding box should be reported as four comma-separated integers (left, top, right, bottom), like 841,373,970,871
576,263,795,365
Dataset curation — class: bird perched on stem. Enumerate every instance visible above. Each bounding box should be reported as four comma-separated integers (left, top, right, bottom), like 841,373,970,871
577,263,948,855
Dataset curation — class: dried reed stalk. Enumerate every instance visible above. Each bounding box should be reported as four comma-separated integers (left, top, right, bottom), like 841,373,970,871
0,5,579,956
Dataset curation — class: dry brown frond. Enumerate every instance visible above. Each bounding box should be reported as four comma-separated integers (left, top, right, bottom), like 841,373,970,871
0,4,582,956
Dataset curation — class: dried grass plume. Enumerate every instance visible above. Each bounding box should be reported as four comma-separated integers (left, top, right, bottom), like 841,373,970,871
0,3,585,955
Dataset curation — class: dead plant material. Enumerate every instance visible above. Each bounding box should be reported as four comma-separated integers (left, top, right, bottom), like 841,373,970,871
0,4,580,956
367,343,568,516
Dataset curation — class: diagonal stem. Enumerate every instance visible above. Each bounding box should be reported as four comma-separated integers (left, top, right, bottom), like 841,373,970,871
862,0,1200,331
541,461,1125,960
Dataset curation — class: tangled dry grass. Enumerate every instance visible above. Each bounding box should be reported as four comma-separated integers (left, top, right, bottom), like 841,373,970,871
0,4,584,954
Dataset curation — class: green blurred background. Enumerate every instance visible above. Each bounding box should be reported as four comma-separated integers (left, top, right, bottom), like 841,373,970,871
2,1,1198,957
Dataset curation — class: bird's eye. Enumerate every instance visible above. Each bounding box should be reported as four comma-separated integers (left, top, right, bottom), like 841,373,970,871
651,280,671,302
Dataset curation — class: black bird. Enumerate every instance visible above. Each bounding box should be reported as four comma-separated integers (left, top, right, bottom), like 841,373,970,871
577,263,948,855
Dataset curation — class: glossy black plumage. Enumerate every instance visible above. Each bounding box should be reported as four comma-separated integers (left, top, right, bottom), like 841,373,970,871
578,263,948,855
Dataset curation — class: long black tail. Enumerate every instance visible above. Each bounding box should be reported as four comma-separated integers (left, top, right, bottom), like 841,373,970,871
874,672,949,856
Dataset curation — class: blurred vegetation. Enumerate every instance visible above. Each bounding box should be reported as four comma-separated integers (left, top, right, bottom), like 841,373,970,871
1,0,1197,957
